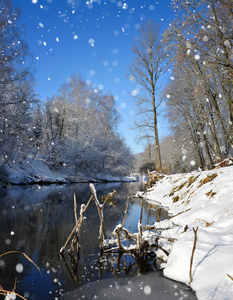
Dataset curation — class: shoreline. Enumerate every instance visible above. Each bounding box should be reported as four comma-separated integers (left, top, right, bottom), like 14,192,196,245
144,166,233,300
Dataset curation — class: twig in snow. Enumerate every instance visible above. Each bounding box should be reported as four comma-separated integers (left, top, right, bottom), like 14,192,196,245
190,227,199,284
195,218,214,227
225,208,233,215
170,208,191,219
227,274,233,281
156,245,169,257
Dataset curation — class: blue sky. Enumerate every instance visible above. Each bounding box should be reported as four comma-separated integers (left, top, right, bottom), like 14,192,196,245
12,0,174,154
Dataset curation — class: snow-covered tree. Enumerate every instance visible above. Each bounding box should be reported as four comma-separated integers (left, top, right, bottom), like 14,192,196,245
44,74,133,176
0,0,37,164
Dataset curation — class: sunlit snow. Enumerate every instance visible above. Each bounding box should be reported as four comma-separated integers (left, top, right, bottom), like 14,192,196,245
145,164,233,299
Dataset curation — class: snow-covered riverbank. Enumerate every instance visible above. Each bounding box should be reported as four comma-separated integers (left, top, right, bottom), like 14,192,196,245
144,164,233,300
1,157,140,186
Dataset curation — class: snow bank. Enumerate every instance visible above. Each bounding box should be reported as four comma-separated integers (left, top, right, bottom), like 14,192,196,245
145,166,233,300
4,156,133,185
6,158,69,184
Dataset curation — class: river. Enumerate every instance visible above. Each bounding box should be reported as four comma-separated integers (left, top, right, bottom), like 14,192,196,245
0,181,197,299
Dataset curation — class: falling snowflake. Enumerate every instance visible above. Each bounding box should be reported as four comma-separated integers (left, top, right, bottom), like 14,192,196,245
122,3,128,9
88,38,95,46
224,40,230,47
144,285,152,295
190,160,196,166
16,263,24,273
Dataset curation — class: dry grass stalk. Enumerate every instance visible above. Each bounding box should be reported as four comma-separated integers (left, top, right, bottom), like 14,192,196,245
227,274,233,281
206,190,217,198
170,208,191,219
198,173,218,188
190,227,199,284
69,203,86,255
111,193,131,251
60,195,93,254
89,183,105,251
0,289,27,300
61,184,118,256
196,218,214,227
107,193,170,260
74,193,78,226
121,193,130,228
0,251,41,276
137,199,144,255
225,208,233,215
0,251,41,300
115,196,131,250
122,228,137,241
89,183,117,251
115,229,122,251
156,245,169,257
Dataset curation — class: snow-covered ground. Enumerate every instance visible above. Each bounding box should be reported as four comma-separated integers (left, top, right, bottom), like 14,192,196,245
6,158,69,184
144,165,233,300
3,157,137,186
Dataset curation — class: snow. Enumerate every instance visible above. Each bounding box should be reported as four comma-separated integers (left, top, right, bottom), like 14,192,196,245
6,157,69,185
3,156,138,186
89,183,102,208
5,293,16,300
144,166,233,300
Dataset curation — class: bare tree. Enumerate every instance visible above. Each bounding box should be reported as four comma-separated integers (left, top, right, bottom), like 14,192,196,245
165,0,233,155
128,21,168,172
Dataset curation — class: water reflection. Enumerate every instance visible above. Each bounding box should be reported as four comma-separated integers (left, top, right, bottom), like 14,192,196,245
0,182,194,300
0,182,151,299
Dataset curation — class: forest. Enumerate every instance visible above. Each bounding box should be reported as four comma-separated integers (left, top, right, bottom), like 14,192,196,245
1,0,233,183
0,0,133,184
131,0,233,174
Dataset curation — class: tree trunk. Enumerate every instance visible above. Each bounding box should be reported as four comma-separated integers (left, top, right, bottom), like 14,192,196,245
152,99,162,172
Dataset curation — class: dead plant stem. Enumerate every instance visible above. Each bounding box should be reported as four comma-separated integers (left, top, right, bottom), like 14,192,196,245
190,227,199,283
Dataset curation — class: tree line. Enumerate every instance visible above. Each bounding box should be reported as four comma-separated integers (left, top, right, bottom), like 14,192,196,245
0,0,133,180
129,0,233,173
2,0,232,178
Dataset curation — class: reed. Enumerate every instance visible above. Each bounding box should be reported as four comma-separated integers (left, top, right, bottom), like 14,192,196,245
0,251,41,300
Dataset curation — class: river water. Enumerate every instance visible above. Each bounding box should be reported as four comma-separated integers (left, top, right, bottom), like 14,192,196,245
0,181,197,300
